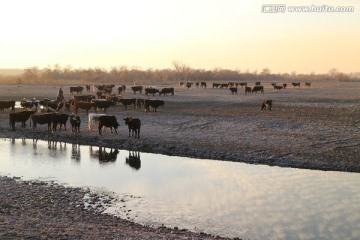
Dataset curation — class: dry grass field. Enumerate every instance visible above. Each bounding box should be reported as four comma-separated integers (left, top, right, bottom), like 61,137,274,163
0,80,359,172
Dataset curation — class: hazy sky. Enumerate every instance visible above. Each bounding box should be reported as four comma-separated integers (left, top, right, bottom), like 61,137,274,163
1,0,359,73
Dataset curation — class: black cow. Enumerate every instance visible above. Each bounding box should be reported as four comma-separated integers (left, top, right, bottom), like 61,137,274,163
119,98,136,110
118,85,126,94
70,86,84,94
144,99,165,112
20,99,39,110
131,86,143,94
274,85,283,90
229,87,238,94
245,87,252,94
98,115,119,135
31,113,53,132
213,83,221,88
305,82,311,87
9,110,35,131
126,151,141,170
51,113,69,131
70,114,81,133
200,82,207,87
292,82,301,88
124,117,141,138
252,86,264,94
186,82,193,88
86,85,91,92
239,82,247,88
0,100,15,113
159,87,174,96
145,87,160,96
93,100,113,113
261,100,272,111
73,101,95,114
283,83,287,89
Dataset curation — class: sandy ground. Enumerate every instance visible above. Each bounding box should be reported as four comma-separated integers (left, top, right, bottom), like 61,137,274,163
0,81,360,239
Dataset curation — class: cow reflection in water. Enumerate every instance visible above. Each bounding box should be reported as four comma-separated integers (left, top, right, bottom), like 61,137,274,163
47,140,67,151
90,146,119,163
126,151,141,170
71,144,81,162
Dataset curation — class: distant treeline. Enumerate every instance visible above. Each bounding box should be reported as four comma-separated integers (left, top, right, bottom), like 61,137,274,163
0,65,357,84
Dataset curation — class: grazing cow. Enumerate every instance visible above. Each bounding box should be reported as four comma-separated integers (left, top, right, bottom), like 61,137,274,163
239,82,247,88
274,85,283,90
261,100,272,111
93,99,113,113
73,101,95,114
119,98,136,110
51,113,69,131
74,95,96,102
292,82,301,88
118,85,126,94
86,85,91,92
179,81,184,86
98,115,119,135
245,87,252,94
212,83,221,88
229,87,238,94
283,83,287,89
252,86,264,94
200,82,207,87
145,87,160,96
0,100,15,113
159,87,174,96
31,113,53,132
70,114,81,133
131,86,143,94
88,113,106,131
195,82,200,87
144,99,165,112
124,117,141,138
126,151,141,170
305,82,311,87
9,110,35,131
220,83,229,89
70,86,84,94
186,82,193,88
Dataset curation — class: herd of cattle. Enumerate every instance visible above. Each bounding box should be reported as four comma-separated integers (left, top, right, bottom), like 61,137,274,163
0,80,312,135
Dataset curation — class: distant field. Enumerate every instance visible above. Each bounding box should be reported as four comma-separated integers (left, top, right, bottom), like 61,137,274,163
0,69,24,76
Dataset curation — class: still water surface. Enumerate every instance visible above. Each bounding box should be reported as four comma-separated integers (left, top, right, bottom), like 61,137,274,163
0,138,359,240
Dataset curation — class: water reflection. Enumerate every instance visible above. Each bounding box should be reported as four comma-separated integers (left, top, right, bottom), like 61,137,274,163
1,138,360,240
89,146,119,164
71,144,81,162
126,151,141,170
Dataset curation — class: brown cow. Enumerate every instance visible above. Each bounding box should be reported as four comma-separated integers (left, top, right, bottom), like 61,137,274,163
98,115,119,135
292,82,301,88
261,100,272,111
131,86,143,94
9,110,35,131
73,101,95,114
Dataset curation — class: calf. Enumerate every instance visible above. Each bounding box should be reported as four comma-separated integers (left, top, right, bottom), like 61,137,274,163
124,117,141,138
229,87,238,94
9,110,35,131
98,115,119,135
261,100,272,111
70,114,81,133
245,87,252,94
